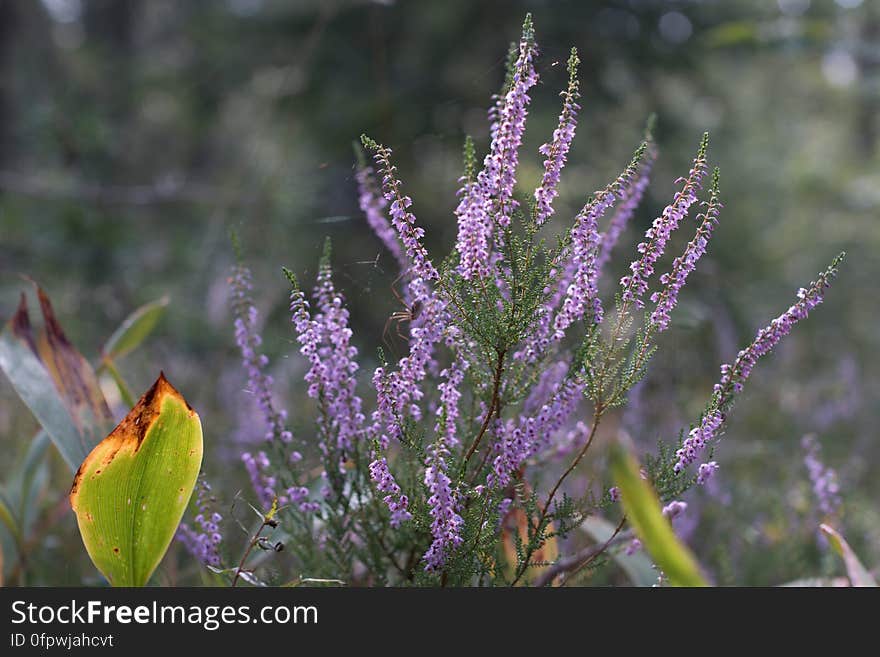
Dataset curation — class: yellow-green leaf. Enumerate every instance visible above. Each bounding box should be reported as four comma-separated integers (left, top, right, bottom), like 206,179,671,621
609,443,708,587
820,524,877,588
101,296,169,362
70,373,203,587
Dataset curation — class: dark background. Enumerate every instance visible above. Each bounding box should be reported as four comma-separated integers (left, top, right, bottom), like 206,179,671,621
0,0,877,585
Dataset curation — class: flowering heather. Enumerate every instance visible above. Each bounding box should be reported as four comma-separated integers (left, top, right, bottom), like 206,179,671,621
215,16,846,586
620,133,709,309
369,456,412,527
533,48,580,227
241,450,278,510
454,138,492,281
478,14,537,231
696,461,719,486
662,500,688,520
596,148,656,275
363,138,438,285
675,253,844,474
230,264,293,446
308,252,366,458
423,360,468,569
650,169,722,332
489,377,584,489
552,144,647,335
802,435,841,517
356,165,407,272
176,476,223,568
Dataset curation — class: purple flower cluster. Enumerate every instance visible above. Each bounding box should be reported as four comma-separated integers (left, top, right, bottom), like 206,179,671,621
661,500,688,520
489,377,584,488
241,451,278,510
454,173,492,281
423,361,468,570
675,254,843,474
649,169,722,332
674,410,723,474
363,139,452,469
356,165,407,272
455,16,538,282
552,192,614,335
478,16,537,231
310,260,366,458
230,265,293,445
517,147,647,359
369,457,412,527
696,461,719,485
365,141,438,284
596,151,655,275
714,276,834,402
533,48,580,227
802,435,841,516
176,477,223,567
620,134,709,309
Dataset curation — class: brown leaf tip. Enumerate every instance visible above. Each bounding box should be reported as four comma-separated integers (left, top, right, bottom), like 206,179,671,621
69,372,196,505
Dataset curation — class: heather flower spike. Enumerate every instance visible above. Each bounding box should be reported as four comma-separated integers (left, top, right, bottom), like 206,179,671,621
802,434,841,517
177,476,223,567
621,132,710,309
676,252,846,474
533,47,580,227
355,163,408,273
553,142,648,334
650,168,722,332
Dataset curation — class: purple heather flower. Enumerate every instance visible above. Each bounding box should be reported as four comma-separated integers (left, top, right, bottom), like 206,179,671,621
675,253,843,473
802,435,841,517
489,377,585,488
625,538,642,556
713,265,839,402
365,141,439,284
620,134,709,309
516,146,647,360
362,138,451,449
662,500,688,520
696,461,719,486
596,151,655,275
230,264,293,446
533,48,580,227
478,16,538,231
356,165,407,272
650,169,722,332
674,410,723,474
552,192,613,335
609,486,621,502
176,476,223,568
241,450,278,510
454,174,492,281
456,16,538,282
310,259,366,458
423,360,468,570
369,457,412,527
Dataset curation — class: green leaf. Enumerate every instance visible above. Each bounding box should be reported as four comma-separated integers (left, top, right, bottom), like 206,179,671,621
0,290,113,471
609,442,709,587
820,524,877,588
581,516,656,586
70,373,203,586
101,296,169,362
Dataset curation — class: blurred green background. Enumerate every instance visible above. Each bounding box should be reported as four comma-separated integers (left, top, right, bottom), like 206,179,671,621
0,0,877,585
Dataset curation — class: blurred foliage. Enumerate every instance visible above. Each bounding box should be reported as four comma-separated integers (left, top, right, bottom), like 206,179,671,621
0,0,877,585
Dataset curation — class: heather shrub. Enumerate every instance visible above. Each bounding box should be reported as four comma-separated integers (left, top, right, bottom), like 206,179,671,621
199,15,846,586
